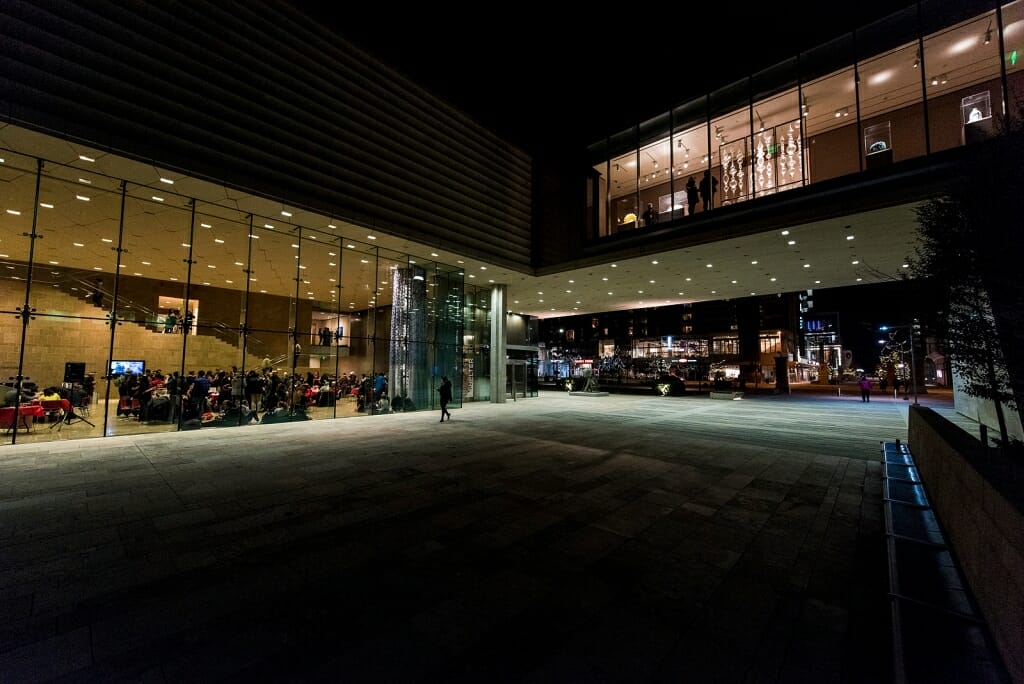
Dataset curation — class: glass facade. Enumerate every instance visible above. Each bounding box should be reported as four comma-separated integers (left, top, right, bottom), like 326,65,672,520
592,0,1023,237
0,144,510,445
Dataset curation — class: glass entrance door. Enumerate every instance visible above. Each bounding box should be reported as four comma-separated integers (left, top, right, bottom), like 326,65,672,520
506,360,527,400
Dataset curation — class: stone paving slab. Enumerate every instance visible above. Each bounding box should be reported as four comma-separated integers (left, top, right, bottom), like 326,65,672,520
0,390,958,682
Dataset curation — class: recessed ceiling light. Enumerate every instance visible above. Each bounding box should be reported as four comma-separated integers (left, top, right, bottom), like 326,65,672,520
781,230,789,236
201,223,212,228
611,263,617,268
75,195,90,202
5,209,20,216
751,260,758,264
803,264,810,268
367,235,376,240
159,177,174,185
39,202,53,209
846,235,854,240
852,260,859,265
78,155,95,162
281,210,292,217
788,240,796,245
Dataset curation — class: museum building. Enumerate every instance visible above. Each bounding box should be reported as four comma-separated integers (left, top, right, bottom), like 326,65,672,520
0,0,1019,444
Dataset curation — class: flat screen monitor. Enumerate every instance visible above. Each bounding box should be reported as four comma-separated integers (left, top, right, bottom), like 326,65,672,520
64,362,86,383
109,359,145,376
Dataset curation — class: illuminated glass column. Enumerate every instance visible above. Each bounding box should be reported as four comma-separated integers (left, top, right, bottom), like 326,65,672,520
389,266,428,411
489,284,507,404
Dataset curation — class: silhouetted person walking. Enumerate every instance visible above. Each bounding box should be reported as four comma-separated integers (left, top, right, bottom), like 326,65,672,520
438,376,452,422
859,375,872,402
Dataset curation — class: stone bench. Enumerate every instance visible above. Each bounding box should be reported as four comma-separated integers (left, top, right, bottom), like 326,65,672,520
709,391,743,400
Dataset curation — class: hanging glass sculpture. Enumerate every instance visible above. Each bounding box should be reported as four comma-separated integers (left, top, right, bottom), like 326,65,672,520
755,127,776,195
783,122,802,183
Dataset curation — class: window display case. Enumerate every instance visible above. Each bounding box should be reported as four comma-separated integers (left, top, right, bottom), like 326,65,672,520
962,91,995,144
864,122,892,169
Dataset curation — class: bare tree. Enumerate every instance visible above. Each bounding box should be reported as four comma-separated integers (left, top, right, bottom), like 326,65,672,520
910,121,1024,451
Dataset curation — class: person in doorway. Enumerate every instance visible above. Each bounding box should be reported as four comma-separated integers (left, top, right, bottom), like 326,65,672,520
685,175,699,216
859,374,872,402
438,376,452,422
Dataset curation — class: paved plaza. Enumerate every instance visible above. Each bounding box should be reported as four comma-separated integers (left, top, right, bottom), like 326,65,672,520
0,388,967,682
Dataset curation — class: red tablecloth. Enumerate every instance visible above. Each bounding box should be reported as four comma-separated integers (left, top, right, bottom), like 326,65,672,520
18,404,44,419
1,404,44,432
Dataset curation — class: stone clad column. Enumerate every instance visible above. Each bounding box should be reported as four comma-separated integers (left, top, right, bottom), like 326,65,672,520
489,284,507,404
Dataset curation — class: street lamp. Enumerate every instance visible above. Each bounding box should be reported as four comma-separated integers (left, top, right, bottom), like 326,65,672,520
879,321,919,405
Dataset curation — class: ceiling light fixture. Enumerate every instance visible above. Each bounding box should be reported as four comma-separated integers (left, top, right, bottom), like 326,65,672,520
985,20,993,45
755,109,765,132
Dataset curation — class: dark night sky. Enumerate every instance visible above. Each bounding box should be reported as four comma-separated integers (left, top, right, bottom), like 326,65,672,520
297,1,925,367
303,2,913,154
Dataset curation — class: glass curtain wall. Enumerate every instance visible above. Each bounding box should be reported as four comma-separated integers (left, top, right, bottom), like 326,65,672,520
671,97,710,219
461,283,491,402
0,147,467,445
590,1,1021,236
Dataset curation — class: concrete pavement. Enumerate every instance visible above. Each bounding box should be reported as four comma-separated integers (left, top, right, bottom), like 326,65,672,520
0,388,966,682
